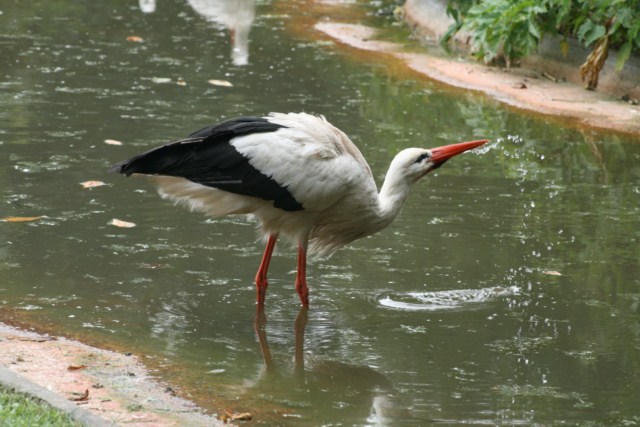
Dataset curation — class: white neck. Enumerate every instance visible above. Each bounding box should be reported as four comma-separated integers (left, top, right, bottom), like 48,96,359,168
376,167,413,224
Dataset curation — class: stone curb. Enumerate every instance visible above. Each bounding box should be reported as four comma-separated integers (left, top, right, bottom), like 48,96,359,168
0,364,117,427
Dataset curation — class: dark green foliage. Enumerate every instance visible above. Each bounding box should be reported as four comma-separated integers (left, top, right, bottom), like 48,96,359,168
443,0,640,71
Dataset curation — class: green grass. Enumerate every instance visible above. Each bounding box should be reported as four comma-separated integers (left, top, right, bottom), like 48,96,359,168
0,386,79,427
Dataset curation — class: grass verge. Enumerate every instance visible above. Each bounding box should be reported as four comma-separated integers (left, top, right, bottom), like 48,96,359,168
0,385,79,427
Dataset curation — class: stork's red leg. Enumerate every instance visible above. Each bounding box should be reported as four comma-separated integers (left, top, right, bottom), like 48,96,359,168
255,234,277,305
295,243,309,307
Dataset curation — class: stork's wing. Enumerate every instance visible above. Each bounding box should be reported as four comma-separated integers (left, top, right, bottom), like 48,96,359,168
110,114,375,214
233,113,376,212
109,116,304,211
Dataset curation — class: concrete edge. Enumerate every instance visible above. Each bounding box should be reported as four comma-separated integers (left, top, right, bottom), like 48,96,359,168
0,364,117,427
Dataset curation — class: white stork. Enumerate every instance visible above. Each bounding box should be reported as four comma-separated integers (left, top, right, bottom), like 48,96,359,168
110,112,488,307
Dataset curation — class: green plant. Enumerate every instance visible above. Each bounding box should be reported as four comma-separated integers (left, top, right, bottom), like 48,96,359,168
443,0,640,88
462,0,546,66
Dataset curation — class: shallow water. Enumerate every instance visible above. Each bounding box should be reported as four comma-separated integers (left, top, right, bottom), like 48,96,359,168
2,0,640,425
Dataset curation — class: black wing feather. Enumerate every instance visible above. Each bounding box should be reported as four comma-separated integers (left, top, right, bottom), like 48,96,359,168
109,116,304,212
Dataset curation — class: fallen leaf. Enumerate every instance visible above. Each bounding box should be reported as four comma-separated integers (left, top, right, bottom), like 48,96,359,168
104,139,123,146
67,365,88,371
221,409,253,422
543,270,562,276
231,412,253,421
2,216,43,223
208,79,233,87
109,218,136,228
81,180,106,189
127,35,144,43
70,389,90,402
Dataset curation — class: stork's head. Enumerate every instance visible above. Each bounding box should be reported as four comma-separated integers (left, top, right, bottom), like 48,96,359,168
390,139,489,183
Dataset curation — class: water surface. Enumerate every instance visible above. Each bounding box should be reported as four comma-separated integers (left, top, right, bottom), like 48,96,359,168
2,1,640,425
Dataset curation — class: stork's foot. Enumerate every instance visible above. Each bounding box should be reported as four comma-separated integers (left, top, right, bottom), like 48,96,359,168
255,275,268,306
295,243,309,307
295,279,309,307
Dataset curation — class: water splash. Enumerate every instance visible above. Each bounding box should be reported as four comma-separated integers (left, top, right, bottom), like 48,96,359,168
379,286,520,311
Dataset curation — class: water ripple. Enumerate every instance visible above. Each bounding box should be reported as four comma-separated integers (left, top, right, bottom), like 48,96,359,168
378,286,520,311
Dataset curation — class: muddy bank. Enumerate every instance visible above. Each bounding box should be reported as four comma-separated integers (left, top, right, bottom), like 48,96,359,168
314,21,640,136
0,323,222,427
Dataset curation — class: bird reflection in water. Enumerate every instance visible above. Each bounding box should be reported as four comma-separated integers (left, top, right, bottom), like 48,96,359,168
248,306,397,424
139,0,156,14
188,0,255,66
137,0,255,66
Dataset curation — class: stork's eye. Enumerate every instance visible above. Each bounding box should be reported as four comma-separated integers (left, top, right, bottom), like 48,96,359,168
415,153,430,163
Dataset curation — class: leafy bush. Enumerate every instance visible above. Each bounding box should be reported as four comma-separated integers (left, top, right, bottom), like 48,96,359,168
449,0,545,66
443,0,640,88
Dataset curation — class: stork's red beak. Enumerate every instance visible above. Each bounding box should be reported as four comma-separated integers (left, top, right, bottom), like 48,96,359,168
430,139,489,166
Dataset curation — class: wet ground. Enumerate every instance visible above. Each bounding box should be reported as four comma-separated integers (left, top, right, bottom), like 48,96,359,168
0,323,219,426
